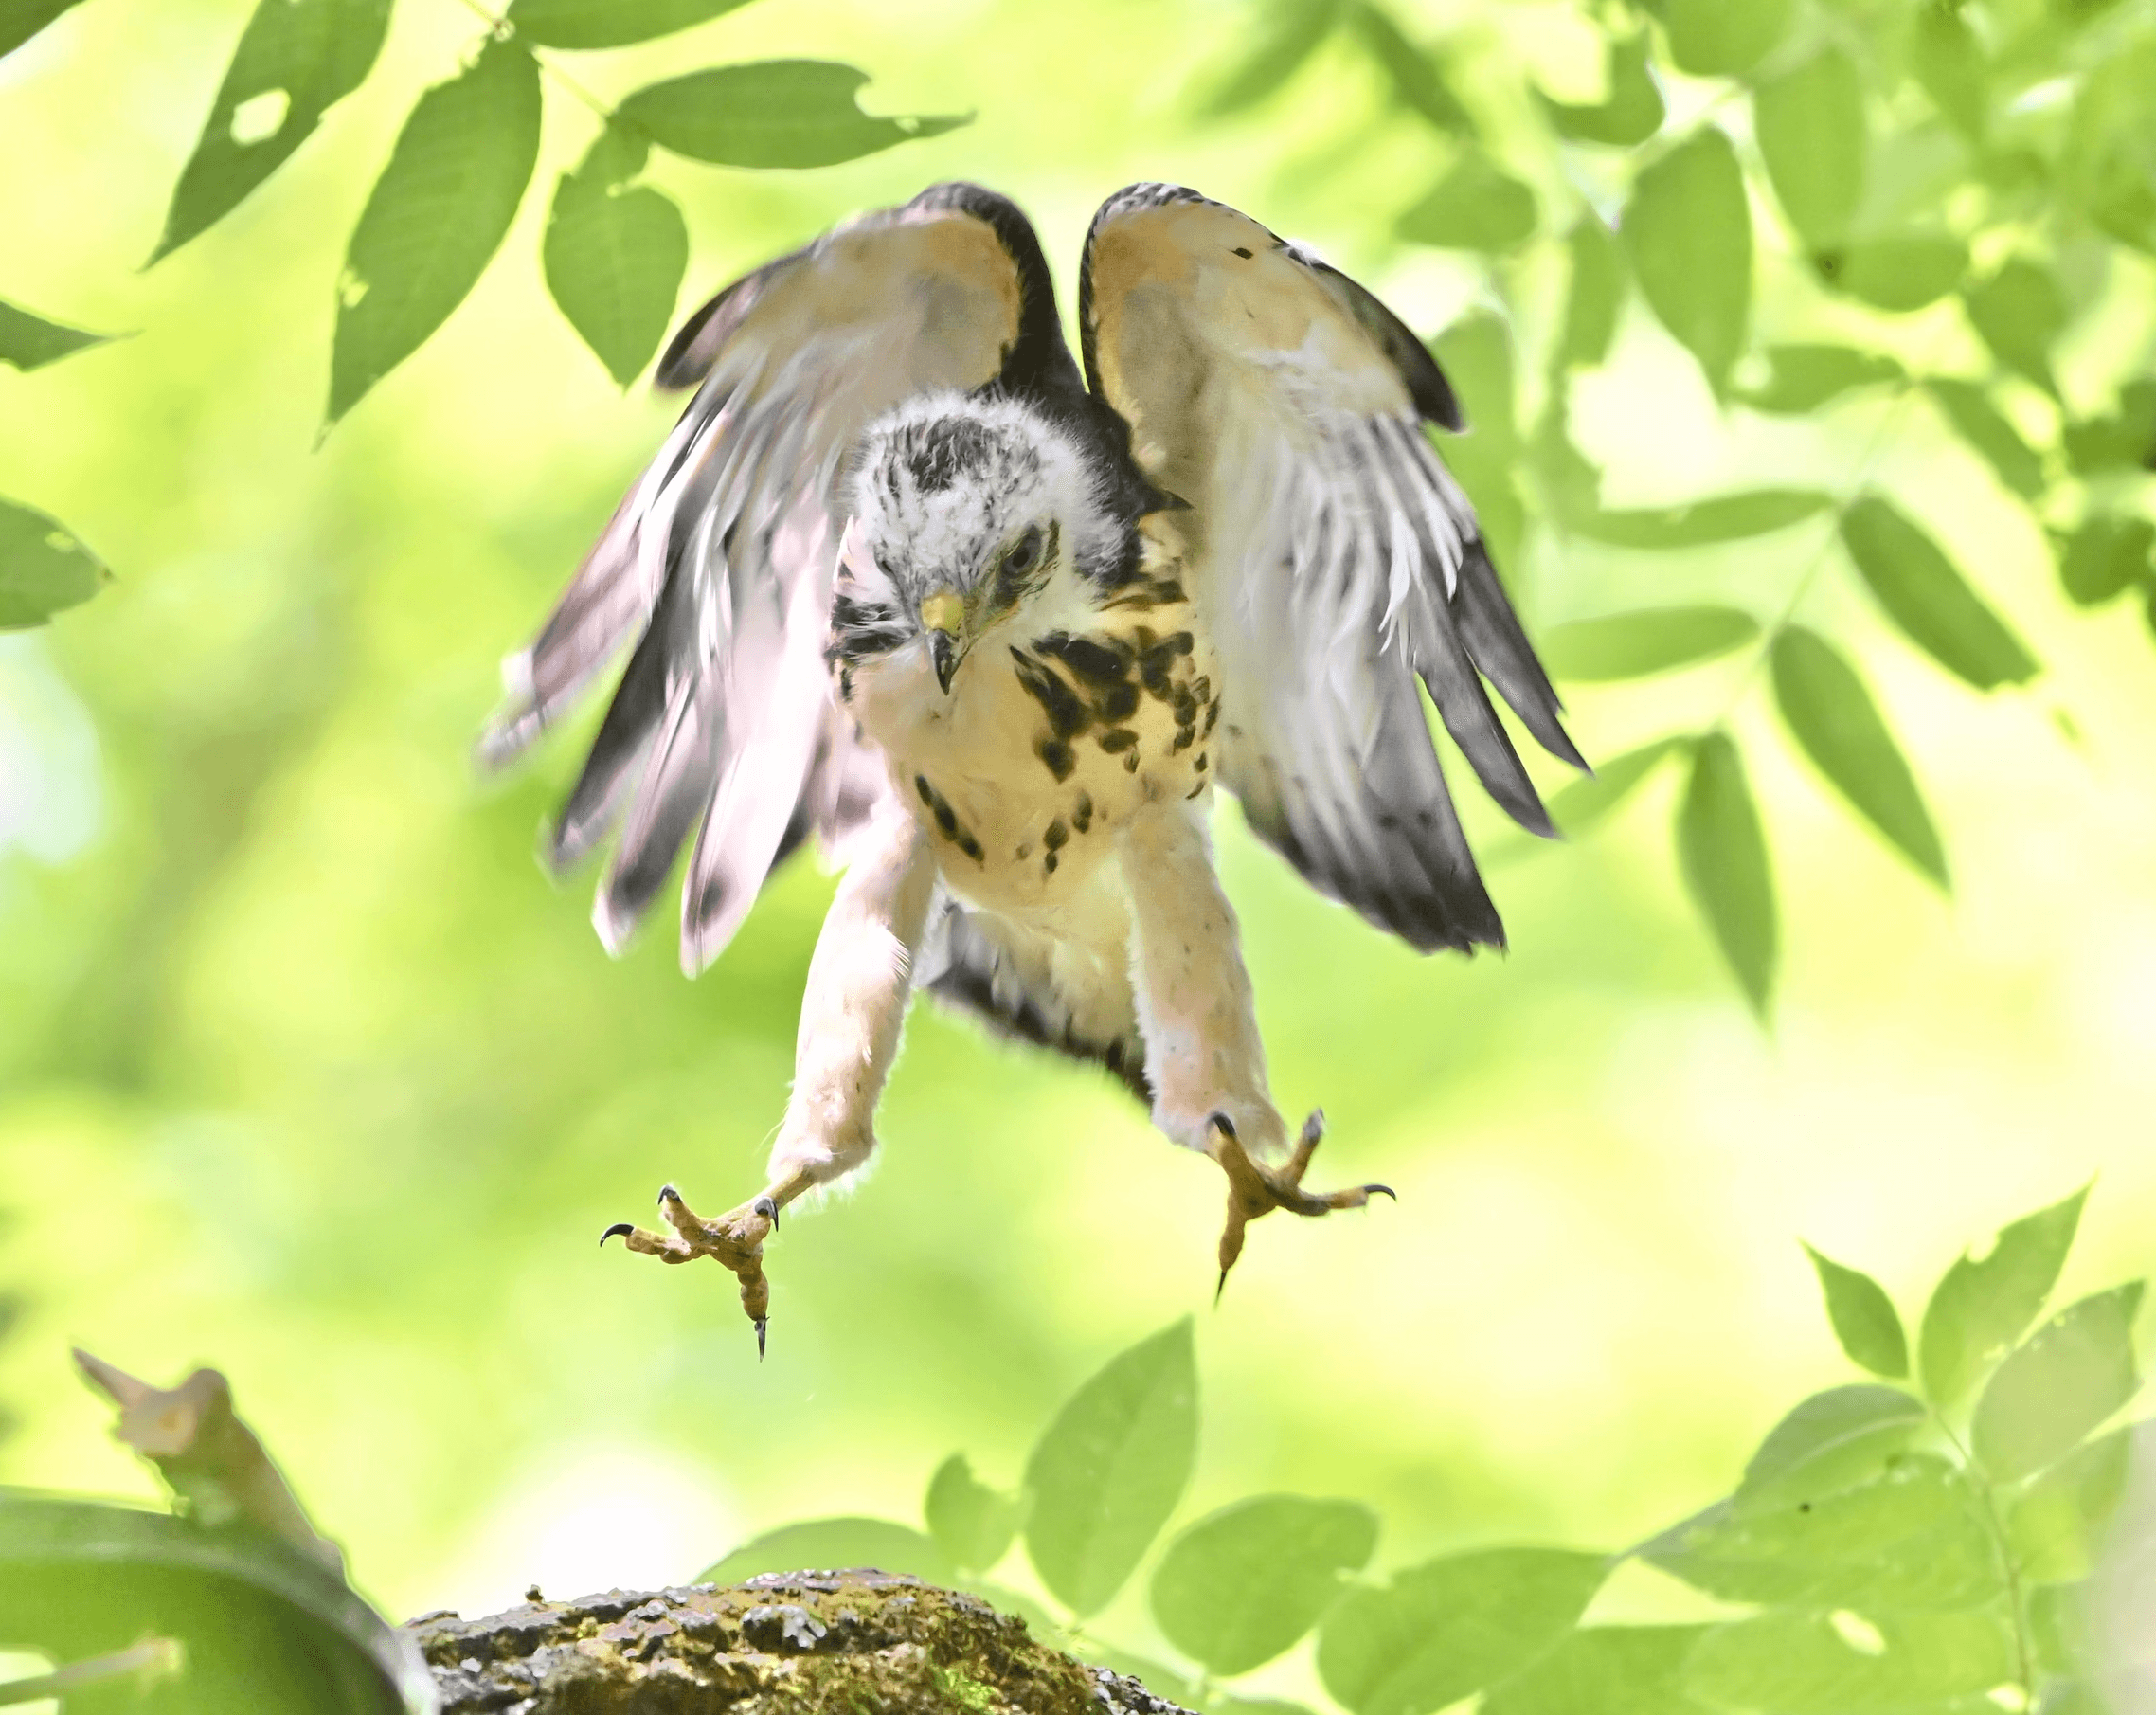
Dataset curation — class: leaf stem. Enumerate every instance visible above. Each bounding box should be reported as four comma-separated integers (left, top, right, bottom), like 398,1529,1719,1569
0,1638,181,1706
1931,1408,2036,1697
451,0,618,122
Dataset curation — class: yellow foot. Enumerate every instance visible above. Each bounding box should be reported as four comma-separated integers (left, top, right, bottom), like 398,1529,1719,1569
602,1183,782,1356
1209,1110,1394,1302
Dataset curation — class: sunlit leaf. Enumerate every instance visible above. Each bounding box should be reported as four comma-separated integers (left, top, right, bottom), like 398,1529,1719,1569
1548,738,1682,837
152,0,392,263
1396,152,1537,252
1430,312,1516,450
1023,1320,1196,1618
1559,216,1624,369
1482,1626,1714,1715
1918,1185,2088,1411
1755,48,1866,252
1530,383,1603,527
1197,0,1339,116
1972,1284,2144,1482
2057,514,2154,607
2062,380,2156,476
925,1454,1022,1573
1839,496,2039,691
1682,1609,2015,1712
1770,628,1947,887
0,0,84,58
1622,127,1751,394
1805,1248,1913,1379
1346,1,1472,135
542,126,687,388
0,496,109,629
1151,1495,1376,1677
1738,345,1904,415
507,0,757,50
1676,734,1776,1019
1571,489,1831,549
1316,1548,1608,1715
1823,234,1967,312
1926,378,2046,500
327,36,541,425
1540,31,1662,146
618,61,968,168
1736,1385,1923,1513
2009,1428,2135,1584
1540,608,1757,681
698,1516,957,1584
0,298,114,371
1911,5,1986,140
2061,36,2156,253
1663,0,1790,78
1964,258,2066,395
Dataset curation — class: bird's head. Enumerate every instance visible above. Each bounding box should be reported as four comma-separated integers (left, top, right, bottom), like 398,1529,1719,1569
834,395,1126,695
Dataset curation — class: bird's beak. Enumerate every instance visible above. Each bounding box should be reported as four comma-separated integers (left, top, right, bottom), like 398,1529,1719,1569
921,590,965,695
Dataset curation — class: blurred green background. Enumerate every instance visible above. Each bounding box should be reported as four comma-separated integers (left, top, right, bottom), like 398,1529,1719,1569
2,0,2153,1704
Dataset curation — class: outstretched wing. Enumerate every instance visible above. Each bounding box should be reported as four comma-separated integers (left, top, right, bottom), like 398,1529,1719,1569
1079,183,1586,953
483,183,1070,972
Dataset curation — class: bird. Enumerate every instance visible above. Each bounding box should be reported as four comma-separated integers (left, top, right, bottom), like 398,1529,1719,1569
481,181,1586,1353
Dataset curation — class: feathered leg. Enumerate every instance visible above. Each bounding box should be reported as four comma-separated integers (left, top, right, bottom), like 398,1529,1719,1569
1120,802,1392,1296
603,803,934,1351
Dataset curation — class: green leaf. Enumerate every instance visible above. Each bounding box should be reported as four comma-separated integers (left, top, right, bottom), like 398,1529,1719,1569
507,0,757,50
1770,627,1947,887
2058,514,2154,608
1541,607,1757,681
1200,0,1339,117
1622,128,1751,395
1804,1247,1911,1379
1911,5,1987,140
2061,36,2156,253
0,299,114,371
924,1454,1022,1573
1823,234,1967,312
1482,1626,1715,1715
1682,1609,2016,1712
1663,0,1790,78
327,36,541,426
1346,2,1473,135
1571,489,1832,549
1150,1495,1376,1678
2062,380,2156,477
1559,216,1624,369
0,1491,432,1712
0,0,84,57
1736,345,1903,414
542,128,687,388
1839,496,2039,692
1429,313,1517,451
1964,258,2067,395
1676,734,1776,1019
1396,152,1537,252
1972,1284,2145,1481
1540,31,1662,147
617,61,968,169
152,0,392,264
1316,1548,1609,1715
1918,1185,2089,1411
1735,1385,1926,1513
1926,378,2046,500
2009,1428,2134,1583
1548,738,1683,836
0,497,109,629
1755,49,1866,252
697,1516,957,1584
1023,1320,1197,1618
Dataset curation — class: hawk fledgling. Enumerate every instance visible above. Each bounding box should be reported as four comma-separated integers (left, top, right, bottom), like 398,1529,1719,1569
483,183,1585,1349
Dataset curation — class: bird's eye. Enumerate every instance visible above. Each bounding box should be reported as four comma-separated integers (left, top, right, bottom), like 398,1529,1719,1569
1002,529,1043,580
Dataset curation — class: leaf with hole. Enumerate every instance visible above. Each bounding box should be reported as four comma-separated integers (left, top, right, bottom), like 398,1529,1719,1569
1622,128,1751,395
1200,0,1339,117
0,497,109,629
1804,1246,1910,1379
1397,152,1537,252
1735,1384,1925,1513
1918,1185,2088,1411
697,1516,956,1585
1150,1495,1375,1678
1839,497,2038,692
1770,628,1947,887
925,1454,1022,1573
1972,1284,2144,1482
1824,235,1967,312
327,36,541,425
1540,31,1662,146
1663,0,1790,77
1926,378,2045,500
1964,259,2066,395
2058,514,2154,607
506,0,758,50
1023,1320,1196,1618
1482,1625,1714,1715
1737,345,1903,415
619,62,968,169
1682,1609,2015,1712
1316,1548,1609,1715
1676,734,1776,1019
543,128,688,388
153,0,392,263
1548,738,1682,837
1559,217,1624,368
0,299,114,371
1540,608,1756,682
1755,48,1866,251
1572,489,1831,550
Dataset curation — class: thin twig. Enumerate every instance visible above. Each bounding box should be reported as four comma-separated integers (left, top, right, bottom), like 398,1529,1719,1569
451,0,618,122
1931,1409,2036,1696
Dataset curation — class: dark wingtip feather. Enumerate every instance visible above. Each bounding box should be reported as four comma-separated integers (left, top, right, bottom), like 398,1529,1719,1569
1454,538,1589,773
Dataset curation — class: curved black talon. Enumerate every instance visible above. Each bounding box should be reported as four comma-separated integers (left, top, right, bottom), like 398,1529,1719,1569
600,1222,634,1247
1366,1184,1397,1201
657,1183,681,1205
755,1318,768,1360
1208,1111,1237,1139
754,1193,778,1229
1214,1268,1229,1308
